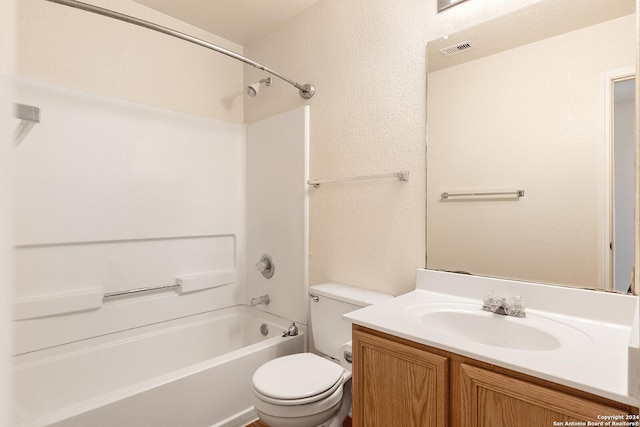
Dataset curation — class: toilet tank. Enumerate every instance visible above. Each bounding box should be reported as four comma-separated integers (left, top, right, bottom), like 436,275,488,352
309,282,393,360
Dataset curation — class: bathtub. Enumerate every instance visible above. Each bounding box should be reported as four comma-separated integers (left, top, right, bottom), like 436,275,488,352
13,306,305,427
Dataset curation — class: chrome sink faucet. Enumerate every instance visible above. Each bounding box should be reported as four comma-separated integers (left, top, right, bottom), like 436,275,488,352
482,292,526,318
250,294,270,307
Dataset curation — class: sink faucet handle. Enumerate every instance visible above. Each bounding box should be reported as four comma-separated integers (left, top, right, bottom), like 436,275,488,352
483,292,496,304
483,292,499,312
508,296,526,311
483,292,493,303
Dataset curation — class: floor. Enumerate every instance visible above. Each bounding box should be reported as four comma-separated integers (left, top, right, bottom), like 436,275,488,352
248,416,352,427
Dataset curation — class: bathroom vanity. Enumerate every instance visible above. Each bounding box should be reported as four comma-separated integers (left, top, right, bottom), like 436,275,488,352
345,270,640,426
351,326,637,426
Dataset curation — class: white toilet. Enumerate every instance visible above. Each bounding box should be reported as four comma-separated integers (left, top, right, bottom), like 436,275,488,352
251,283,393,427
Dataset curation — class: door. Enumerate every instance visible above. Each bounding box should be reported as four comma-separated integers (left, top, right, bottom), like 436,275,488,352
602,68,636,291
612,77,635,292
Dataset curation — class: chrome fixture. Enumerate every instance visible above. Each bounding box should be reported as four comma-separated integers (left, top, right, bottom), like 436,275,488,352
260,323,269,336
250,294,270,307
247,77,271,97
104,283,180,299
308,170,409,188
482,292,526,318
44,0,316,99
255,254,275,279
342,349,352,364
438,0,470,12
441,189,525,199
13,103,41,147
309,293,319,303
282,322,299,337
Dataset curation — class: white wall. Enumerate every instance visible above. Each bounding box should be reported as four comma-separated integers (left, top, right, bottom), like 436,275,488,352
426,15,636,288
0,0,15,423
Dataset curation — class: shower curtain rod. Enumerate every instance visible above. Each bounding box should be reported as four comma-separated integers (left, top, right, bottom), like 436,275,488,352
44,0,316,99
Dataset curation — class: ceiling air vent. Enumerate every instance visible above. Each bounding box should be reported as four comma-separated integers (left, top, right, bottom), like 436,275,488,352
439,40,476,57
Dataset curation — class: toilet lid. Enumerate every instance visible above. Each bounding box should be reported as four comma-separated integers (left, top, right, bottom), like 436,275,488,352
252,353,344,401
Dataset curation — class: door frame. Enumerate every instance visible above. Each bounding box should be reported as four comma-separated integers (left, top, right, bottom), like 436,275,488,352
600,66,636,290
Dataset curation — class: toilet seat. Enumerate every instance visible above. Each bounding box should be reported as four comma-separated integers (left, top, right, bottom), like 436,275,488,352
252,353,345,405
252,379,344,419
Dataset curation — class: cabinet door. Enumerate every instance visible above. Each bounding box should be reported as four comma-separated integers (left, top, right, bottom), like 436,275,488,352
352,329,448,427
456,363,631,427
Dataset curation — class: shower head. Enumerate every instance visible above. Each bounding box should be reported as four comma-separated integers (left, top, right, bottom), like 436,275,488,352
247,77,271,97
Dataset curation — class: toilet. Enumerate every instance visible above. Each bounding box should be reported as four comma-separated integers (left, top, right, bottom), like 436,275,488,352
251,283,393,427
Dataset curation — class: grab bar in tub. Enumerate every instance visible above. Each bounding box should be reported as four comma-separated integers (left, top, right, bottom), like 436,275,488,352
13,270,237,320
103,283,180,299
104,270,238,300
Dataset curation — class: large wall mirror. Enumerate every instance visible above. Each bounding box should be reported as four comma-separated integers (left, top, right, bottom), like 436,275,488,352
426,0,637,292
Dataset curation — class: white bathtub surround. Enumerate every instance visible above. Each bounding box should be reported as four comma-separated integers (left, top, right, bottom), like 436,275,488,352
344,269,640,406
175,270,237,294
12,78,247,354
12,78,311,426
0,70,15,427
14,306,305,427
247,106,309,325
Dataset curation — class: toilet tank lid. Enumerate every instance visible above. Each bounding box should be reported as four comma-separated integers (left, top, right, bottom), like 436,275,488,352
310,282,393,307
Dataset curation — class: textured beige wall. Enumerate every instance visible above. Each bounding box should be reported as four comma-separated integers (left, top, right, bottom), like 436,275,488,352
244,0,430,296
243,0,548,296
425,0,544,40
17,0,244,122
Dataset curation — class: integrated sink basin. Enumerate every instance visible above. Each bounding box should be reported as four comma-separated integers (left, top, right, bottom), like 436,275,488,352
405,302,592,351
420,310,560,350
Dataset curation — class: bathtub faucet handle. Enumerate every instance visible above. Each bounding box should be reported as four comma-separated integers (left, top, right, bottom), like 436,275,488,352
282,322,299,337
255,254,275,279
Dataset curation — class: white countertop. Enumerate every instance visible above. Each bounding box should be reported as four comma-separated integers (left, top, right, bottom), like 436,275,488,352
344,269,640,406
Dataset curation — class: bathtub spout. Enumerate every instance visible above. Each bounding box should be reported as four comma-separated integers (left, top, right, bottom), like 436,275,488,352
282,322,299,337
250,294,270,307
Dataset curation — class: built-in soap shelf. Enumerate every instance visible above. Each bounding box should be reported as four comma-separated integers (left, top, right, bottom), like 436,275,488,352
12,269,237,320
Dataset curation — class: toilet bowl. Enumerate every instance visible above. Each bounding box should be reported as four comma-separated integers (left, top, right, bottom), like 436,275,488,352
250,283,392,427
252,353,352,427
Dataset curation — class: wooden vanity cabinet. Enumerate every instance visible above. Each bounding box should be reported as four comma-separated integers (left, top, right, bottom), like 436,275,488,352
456,362,635,426
352,325,638,427
352,327,448,426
